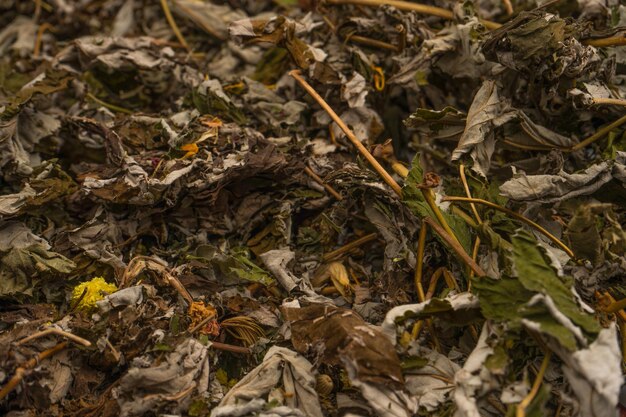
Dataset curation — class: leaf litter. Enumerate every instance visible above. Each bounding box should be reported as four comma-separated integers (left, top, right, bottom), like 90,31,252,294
1,0,626,416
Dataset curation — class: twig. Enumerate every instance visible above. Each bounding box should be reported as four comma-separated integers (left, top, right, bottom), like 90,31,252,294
322,232,378,261
414,223,428,301
591,97,626,107
345,33,399,51
33,22,52,57
502,0,513,15
459,164,482,281
605,297,626,314
210,341,252,354
16,327,91,347
290,70,403,196
86,92,133,114
568,113,626,152
304,166,343,200
324,0,502,30
459,164,481,224
188,314,216,334
423,217,486,276
160,0,190,51
516,352,552,417
105,338,121,362
584,35,626,48
443,197,576,260
596,291,626,323
0,342,68,400
422,186,461,246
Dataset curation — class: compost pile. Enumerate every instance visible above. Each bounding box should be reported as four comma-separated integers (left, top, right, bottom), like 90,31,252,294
1,0,626,416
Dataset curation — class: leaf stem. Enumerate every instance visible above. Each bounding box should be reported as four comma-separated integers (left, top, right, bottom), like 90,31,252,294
304,166,343,200
16,327,91,347
322,232,378,261
591,97,626,107
0,342,68,400
422,187,461,247
459,164,482,224
444,196,576,260
584,35,626,48
415,223,428,301
605,297,626,314
290,70,403,196
423,217,486,276
160,0,190,51
568,113,626,152
324,0,502,30
86,92,133,114
516,351,552,417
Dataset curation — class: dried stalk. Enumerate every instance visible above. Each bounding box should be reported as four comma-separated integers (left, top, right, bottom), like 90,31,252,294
414,223,428,301
290,70,403,196
423,217,486,277
502,0,513,15
16,327,91,347
322,232,378,261
33,22,52,57
516,352,552,417
210,341,252,354
591,97,626,107
324,0,502,30
86,92,133,114
0,342,68,400
160,0,190,51
345,33,399,51
605,297,626,314
304,166,343,200
459,164,482,224
584,35,626,48
443,197,576,259
568,113,626,152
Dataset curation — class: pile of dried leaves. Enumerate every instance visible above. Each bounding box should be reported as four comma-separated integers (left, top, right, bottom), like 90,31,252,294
1,0,626,416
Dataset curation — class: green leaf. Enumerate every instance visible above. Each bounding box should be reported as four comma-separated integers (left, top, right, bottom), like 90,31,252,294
473,229,600,351
510,231,600,339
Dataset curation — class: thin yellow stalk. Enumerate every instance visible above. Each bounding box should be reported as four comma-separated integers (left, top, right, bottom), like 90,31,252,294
459,164,482,282
325,0,502,30
606,297,626,314
459,164,482,224
86,92,133,114
444,196,576,260
160,0,190,51
322,232,378,261
584,35,626,48
290,70,403,196
415,223,428,301
591,97,626,107
516,352,552,417
304,166,343,200
569,113,626,152
423,188,461,246
424,217,486,276
502,0,513,15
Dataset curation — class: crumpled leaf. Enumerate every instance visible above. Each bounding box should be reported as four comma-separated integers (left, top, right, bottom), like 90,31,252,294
382,292,481,343
472,229,600,351
500,152,626,203
114,338,210,417
173,0,247,40
556,325,622,417
0,222,75,299
451,80,517,177
212,346,323,417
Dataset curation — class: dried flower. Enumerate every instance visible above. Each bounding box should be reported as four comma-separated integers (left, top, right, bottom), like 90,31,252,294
71,277,118,312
